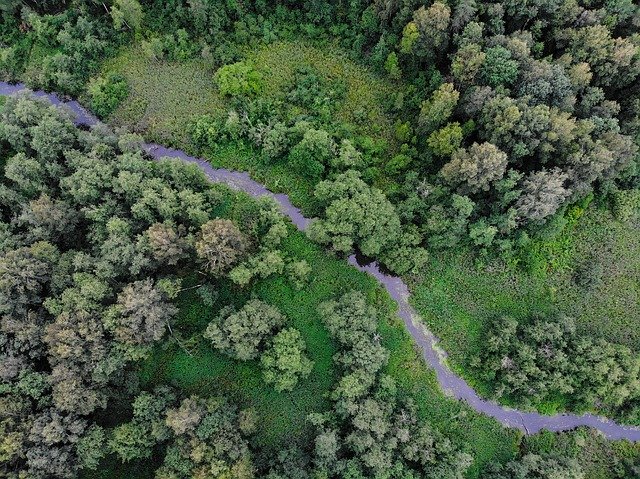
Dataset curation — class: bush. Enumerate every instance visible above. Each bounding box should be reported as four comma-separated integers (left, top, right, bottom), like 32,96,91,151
215,61,263,97
87,73,129,119
611,188,640,222
573,259,604,290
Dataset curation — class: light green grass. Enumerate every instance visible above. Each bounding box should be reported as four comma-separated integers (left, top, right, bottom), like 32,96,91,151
103,46,225,145
247,39,395,143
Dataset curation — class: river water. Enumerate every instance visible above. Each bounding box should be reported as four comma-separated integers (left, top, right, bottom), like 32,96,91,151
2,82,639,441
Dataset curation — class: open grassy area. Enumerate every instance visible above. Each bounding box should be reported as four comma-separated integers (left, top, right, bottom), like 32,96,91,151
247,40,395,143
100,39,396,211
412,204,640,412
102,46,224,145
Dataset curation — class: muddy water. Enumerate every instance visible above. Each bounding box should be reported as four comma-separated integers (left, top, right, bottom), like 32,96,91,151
2,82,639,441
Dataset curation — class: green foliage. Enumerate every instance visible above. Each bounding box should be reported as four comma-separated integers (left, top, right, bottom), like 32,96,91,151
110,0,144,33
427,122,463,157
288,127,335,179
484,453,584,479
480,46,519,88
481,315,640,414
215,61,263,97
384,52,401,80
87,72,129,119
611,189,640,222
203,299,285,361
261,328,314,392
419,83,459,134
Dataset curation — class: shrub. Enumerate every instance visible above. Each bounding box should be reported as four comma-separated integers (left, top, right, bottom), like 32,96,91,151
611,188,640,222
203,299,285,361
215,61,263,97
261,328,313,392
87,73,129,119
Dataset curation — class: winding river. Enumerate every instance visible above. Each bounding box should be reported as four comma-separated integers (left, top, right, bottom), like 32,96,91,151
2,82,640,442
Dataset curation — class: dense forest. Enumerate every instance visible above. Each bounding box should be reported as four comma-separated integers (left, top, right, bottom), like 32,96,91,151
1,0,640,478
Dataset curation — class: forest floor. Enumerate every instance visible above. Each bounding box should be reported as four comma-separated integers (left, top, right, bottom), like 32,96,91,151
73,40,640,478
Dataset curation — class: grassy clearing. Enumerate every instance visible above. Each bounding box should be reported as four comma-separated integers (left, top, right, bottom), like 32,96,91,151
412,204,640,412
103,46,224,145
247,40,395,143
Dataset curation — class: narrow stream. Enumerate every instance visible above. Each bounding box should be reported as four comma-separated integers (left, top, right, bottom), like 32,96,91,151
2,82,640,441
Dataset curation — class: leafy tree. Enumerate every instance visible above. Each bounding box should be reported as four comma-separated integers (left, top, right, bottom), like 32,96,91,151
111,0,144,32
196,219,248,275
419,83,460,134
441,142,508,193
408,2,451,58
480,46,519,88
146,222,190,266
105,279,178,357
451,43,485,87
261,328,313,392
384,52,401,80
515,168,570,221
481,315,640,411
204,299,285,360
427,122,463,157
288,127,336,179
157,396,252,479
87,73,129,119
308,170,400,256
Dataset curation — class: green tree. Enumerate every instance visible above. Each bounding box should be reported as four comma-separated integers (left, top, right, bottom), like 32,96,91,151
427,122,463,157
308,170,401,257
384,52,401,80
515,168,570,221
87,73,129,119
485,453,584,479
111,0,144,32
204,299,285,360
419,83,460,134
288,128,336,179
261,328,314,392
440,142,508,193
215,62,262,97
480,46,519,88
196,219,248,275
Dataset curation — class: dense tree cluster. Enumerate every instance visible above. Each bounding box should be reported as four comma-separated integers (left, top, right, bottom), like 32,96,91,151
0,93,306,477
483,453,584,479
481,315,640,420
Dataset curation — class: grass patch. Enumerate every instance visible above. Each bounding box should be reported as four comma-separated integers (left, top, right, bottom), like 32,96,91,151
247,39,395,143
103,46,225,145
